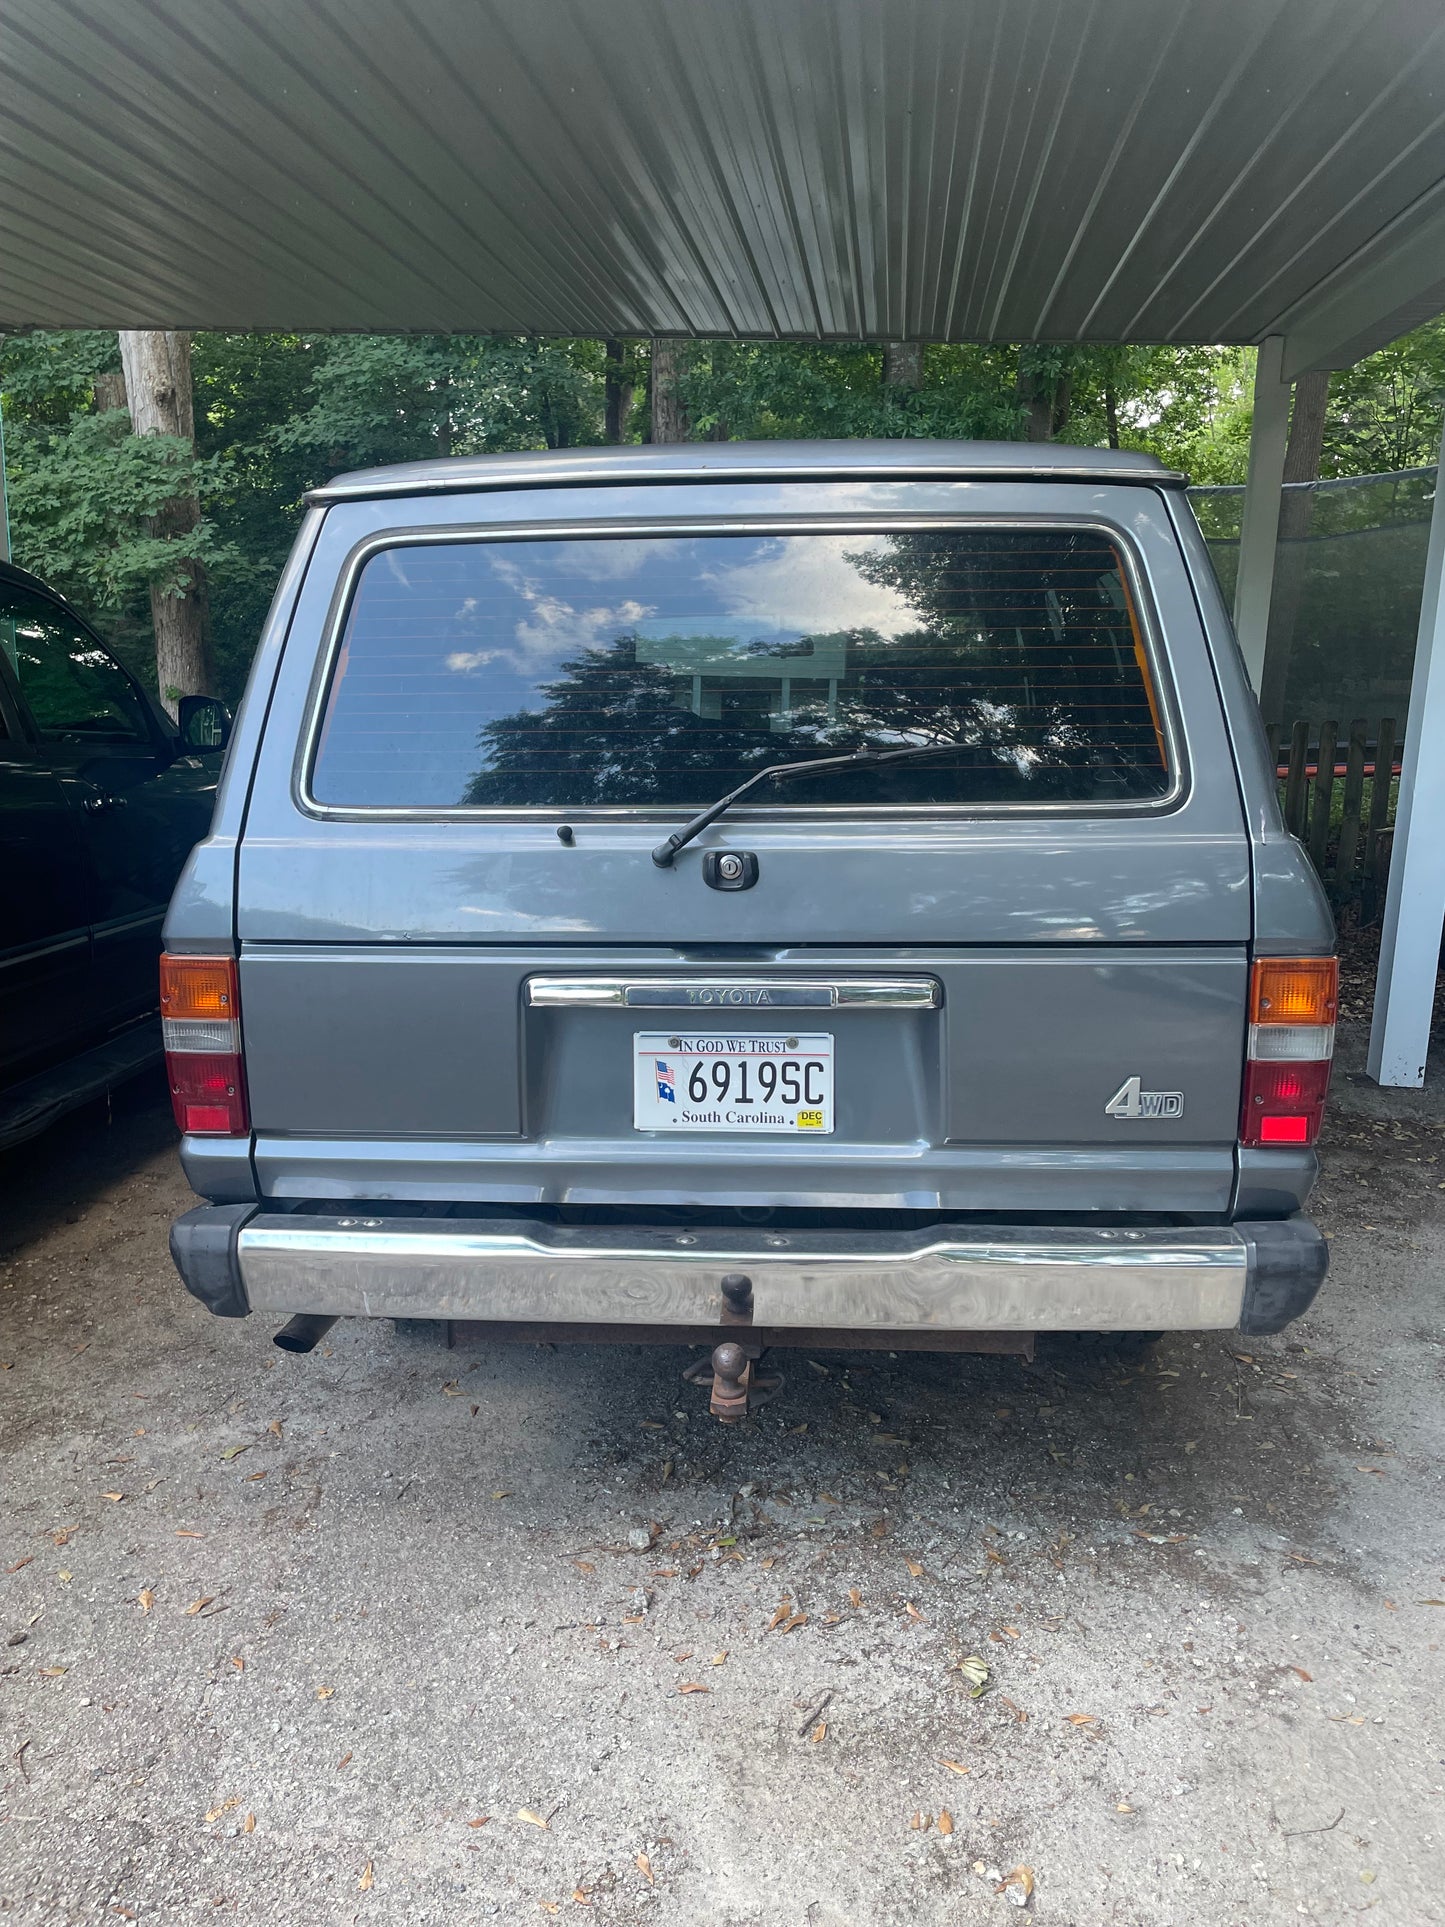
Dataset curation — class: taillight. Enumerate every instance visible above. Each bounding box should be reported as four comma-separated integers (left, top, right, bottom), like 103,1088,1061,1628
160,953,249,1136
1240,957,1336,1149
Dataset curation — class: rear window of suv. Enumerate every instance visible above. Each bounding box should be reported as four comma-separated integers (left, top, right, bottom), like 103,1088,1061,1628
310,528,1169,810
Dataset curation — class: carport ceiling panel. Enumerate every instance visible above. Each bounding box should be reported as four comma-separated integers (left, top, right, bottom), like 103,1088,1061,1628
1,0,1443,345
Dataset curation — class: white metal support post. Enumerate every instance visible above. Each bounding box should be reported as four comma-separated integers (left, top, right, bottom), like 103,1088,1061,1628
1233,335,1291,692
1367,411,1445,1087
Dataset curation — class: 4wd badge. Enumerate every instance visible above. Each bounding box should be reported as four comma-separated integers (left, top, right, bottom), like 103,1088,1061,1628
1105,1076,1184,1121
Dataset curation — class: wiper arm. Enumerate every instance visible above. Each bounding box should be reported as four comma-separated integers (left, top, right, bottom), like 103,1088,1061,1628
650,743,959,867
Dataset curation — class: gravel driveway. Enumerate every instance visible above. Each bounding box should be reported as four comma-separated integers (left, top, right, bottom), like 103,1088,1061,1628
2,1031,1443,1925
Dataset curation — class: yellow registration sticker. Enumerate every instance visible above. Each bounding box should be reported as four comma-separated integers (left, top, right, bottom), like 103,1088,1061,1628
795,1109,825,1130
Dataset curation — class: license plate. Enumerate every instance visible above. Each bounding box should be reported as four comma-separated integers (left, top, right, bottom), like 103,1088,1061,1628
633,1032,834,1133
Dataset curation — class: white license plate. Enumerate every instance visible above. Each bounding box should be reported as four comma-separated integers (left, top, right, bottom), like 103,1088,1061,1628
633,1032,834,1133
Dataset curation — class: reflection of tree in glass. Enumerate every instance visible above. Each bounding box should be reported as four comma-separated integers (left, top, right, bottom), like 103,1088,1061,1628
463,530,1162,807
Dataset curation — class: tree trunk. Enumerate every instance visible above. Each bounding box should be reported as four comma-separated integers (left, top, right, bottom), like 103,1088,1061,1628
604,340,635,444
1104,385,1120,449
882,341,923,391
1258,369,1331,728
93,370,128,413
649,338,691,444
117,330,214,714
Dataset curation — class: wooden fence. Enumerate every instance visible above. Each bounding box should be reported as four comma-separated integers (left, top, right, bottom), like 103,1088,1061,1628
1264,718,1398,912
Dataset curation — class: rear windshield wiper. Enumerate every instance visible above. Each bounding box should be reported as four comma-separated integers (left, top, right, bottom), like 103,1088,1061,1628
651,743,960,867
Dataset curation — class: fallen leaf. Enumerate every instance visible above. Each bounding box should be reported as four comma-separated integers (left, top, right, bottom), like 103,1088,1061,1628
761,1557,776,1570
571,1888,592,1904
661,1461,673,1484
1288,1665,1313,1683
848,1587,863,1609
954,1654,989,1697
466,1816,490,1829
572,1560,596,1575
358,1860,374,1891
204,1795,240,1824
1116,1802,1134,1814
137,1589,155,1614
185,1597,216,1616
768,1596,794,1631
5,1557,33,1574
904,1602,926,1623
491,1490,513,1501
678,1681,710,1694
243,1813,255,1833
315,1686,335,1699
175,1529,204,1539
811,1722,827,1744
672,1650,694,1662
221,1445,251,1461
337,1752,353,1769
1357,1465,1387,1476
50,1526,76,1547
710,1651,728,1666
779,1612,808,1634
268,1420,283,1437
636,1853,653,1883
906,1560,924,1579
938,1809,954,1836
1421,1599,1445,1607
518,1809,550,1829
38,1665,67,1677
442,1381,461,1397
939,1759,970,1776
1066,1712,1097,1726
57,1569,72,1584
230,1655,245,1672
806,1359,830,1375
1001,1864,1035,1902
1000,1697,1028,1723
102,1492,124,1503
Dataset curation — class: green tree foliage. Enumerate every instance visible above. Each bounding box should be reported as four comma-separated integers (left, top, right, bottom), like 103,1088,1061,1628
1,320,1439,703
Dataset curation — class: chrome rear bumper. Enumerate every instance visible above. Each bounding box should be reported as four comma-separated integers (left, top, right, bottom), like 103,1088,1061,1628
167,1209,1329,1336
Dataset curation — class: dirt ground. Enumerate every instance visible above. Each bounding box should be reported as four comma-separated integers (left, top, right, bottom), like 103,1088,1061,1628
2,1027,1444,1927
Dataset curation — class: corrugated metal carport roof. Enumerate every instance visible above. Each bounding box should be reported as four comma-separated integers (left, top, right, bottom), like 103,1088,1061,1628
2,0,1443,370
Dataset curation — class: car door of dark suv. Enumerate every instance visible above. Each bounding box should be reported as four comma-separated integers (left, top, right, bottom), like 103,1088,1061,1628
0,573,220,1027
0,632,96,1084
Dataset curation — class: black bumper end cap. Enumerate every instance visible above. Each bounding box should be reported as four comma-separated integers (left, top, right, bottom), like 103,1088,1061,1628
1237,1216,1329,1336
170,1203,257,1319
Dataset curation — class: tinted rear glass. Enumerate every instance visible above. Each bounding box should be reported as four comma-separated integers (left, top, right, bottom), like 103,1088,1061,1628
311,529,1169,809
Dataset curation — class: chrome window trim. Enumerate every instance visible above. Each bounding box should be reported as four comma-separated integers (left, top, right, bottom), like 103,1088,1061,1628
524,976,942,1010
294,514,1188,823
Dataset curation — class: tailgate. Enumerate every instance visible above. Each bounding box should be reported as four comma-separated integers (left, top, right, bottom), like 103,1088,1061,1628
236,479,1251,1214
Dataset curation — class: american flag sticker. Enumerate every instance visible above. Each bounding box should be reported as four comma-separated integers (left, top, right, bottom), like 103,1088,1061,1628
655,1059,676,1103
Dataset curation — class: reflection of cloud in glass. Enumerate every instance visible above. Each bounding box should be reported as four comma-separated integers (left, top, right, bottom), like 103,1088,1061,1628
546,537,693,581
700,534,913,639
439,552,657,677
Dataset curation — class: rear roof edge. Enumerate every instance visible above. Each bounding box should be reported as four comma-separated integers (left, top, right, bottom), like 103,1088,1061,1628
307,438,1187,505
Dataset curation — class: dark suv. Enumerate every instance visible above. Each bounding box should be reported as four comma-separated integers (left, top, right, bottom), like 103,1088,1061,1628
0,559,228,1147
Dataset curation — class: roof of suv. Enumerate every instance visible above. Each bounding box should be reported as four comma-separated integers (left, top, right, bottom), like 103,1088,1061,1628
307,438,1186,504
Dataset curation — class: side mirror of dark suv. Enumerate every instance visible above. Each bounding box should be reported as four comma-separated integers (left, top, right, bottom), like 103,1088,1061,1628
177,694,233,752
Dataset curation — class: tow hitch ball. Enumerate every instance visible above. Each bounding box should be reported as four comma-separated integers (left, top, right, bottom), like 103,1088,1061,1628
682,1272,784,1421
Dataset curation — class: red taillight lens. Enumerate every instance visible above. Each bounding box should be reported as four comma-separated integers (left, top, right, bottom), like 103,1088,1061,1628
160,954,249,1137
1240,958,1335,1149
1241,1056,1331,1148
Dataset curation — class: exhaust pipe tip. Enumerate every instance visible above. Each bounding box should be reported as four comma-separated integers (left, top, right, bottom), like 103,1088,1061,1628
273,1313,339,1355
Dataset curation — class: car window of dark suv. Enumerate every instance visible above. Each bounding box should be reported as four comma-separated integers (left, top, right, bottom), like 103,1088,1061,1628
0,584,152,744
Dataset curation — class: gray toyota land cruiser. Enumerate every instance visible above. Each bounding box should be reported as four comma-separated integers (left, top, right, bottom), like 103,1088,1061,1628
165,441,1333,1415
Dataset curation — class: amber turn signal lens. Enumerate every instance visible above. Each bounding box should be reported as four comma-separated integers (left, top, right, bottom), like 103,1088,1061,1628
1248,957,1338,1028
160,954,238,1022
